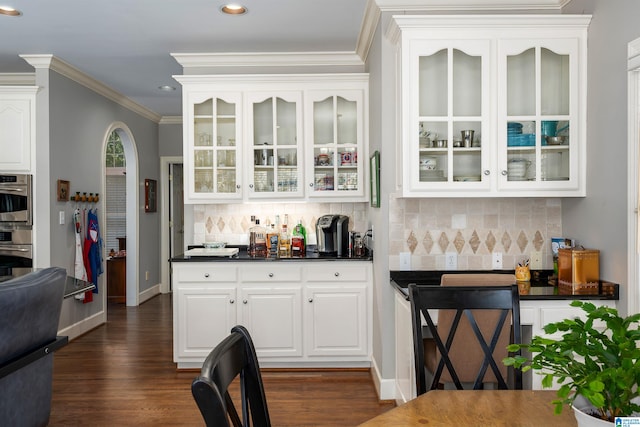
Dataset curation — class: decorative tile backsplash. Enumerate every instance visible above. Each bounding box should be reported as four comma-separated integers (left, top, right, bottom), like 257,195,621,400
389,195,561,271
193,202,368,246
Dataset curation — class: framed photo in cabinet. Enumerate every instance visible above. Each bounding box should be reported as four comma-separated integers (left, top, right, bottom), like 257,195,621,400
370,151,380,208
145,179,157,213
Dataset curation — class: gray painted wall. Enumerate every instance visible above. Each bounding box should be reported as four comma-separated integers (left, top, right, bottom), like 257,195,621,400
159,123,182,157
562,0,639,312
45,70,160,329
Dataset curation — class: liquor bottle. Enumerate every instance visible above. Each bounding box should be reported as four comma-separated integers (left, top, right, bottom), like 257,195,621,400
248,215,257,257
266,222,278,258
291,220,306,257
254,219,268,257
278,223,291,258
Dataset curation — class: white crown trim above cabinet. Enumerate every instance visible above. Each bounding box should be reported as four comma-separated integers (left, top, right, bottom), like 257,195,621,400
174,74,369,204
388,15,591,198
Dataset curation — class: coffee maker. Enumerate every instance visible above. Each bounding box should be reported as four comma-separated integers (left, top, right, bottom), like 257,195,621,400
316,215,349,257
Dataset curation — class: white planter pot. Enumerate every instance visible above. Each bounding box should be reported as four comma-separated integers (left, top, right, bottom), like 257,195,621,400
572,395,613,427
572,395,640,427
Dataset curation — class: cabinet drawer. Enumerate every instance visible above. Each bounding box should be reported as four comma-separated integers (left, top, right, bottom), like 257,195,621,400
305,264,369,282
241,265,302,282
176,265,237,282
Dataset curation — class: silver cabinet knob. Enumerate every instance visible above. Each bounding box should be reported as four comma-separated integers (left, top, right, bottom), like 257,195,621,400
236,184,241,189
249,184,254,189
268,272,274,278
309,182,314,187
334,272,340,277
243,300,248,304
230,299,235,304
501,170,508,176
308,298,313,303
204,273,210,278
483,170,490,176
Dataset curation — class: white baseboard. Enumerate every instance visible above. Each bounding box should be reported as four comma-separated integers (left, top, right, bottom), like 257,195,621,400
370,355,397,401
140,283,161,304
57,310,106,341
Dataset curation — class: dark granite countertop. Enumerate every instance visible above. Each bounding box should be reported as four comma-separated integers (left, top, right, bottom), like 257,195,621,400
390,270,619,301
171,245,373,263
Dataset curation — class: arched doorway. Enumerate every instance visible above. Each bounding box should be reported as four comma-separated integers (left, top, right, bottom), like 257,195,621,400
102,122,139,307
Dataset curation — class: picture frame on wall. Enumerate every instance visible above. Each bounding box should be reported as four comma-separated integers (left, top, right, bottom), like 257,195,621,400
370,151,380,208
57,180,70,201
145,179,157,213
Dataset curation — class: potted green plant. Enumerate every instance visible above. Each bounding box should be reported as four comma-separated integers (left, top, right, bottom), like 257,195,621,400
503,300,640,425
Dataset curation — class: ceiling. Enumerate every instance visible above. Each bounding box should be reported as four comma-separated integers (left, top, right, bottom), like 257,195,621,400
0,0,569,120
0,0,369,118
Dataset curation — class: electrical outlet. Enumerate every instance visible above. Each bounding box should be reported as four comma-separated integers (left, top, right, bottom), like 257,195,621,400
145,271,150,281
399,252,411,270
530,251,543,270
445,252,457,270
59,211,65,225
492,252,503,269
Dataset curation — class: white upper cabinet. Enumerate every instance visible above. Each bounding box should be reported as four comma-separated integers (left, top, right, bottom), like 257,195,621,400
0,87,37,172
176,75,369,204
388,15,590,198
306,89,367,200
247,91,304,199
185,91,243,202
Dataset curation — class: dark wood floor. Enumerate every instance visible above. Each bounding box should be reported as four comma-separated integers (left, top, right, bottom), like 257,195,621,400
49,294,395,426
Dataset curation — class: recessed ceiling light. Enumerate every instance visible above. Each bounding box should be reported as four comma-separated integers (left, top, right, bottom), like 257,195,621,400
0,6,21,16
220,4,247,15
158,85,176,92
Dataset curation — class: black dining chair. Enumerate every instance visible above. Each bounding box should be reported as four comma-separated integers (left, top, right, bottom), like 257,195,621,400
191,325,271,427
409,281,522,395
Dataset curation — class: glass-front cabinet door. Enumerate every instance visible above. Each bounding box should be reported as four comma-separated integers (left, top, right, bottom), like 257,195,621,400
498,39,580,190
187,93,242,201
247,92,303,198
406,40,491,193
306,90,366,199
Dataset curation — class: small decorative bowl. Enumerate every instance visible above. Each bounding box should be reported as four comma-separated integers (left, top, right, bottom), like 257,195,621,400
204,242,226,249
545,136,566,145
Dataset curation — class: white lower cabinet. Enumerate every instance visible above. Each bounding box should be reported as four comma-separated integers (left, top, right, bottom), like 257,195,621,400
172,261,372,369
305,285,368,357
393,292,617,402
240,286,303,358
175,286,237,361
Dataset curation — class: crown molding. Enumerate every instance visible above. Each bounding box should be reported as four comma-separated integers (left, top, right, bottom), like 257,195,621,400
19,54,162,123
0,73,36,85
159,116,182,125
374,0,571,11
171,51,364,69
356,0,382,63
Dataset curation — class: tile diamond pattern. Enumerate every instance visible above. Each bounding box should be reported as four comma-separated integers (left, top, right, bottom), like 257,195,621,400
422,231,434,254
438,232,450,253
517,231,528,253
205,217,214,234
485,231,496,253
407,231,418,254
469,231,481,254
533,230,544,251
453,231,465,254
501,232,512,253
216,217,225,232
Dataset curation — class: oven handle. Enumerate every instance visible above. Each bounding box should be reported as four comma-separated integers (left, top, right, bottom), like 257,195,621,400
0,246,30,252
0,187,25,192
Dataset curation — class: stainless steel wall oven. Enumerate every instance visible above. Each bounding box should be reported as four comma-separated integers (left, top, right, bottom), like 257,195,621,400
0,228,32,282
0,174,32,226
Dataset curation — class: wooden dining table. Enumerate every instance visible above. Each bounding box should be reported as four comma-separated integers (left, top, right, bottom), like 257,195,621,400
359,390,577,426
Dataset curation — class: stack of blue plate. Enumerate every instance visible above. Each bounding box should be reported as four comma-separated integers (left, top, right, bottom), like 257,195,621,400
507,122,523,136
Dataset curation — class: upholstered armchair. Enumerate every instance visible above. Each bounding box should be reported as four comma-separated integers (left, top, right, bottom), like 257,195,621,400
0,267,68,427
